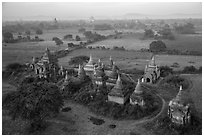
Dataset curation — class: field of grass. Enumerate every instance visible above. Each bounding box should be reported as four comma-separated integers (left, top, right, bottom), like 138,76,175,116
88,33,152,50
156,54,202,71
163,33,202,52
88,32,202,53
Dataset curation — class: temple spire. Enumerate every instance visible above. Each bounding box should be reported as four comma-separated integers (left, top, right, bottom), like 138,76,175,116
176,85,183,100
110,56,112,61
150,55,155,66
145,65,148,72
65,71,68,81
134,79,143,94
114,73,123,90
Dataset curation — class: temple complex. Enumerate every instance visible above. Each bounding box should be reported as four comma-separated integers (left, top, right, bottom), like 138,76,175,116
143,56,160,83
168,86,191,125
31,47,58,79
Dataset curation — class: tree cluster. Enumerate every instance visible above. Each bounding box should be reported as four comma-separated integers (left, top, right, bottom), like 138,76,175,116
149,40,167,52
83,31,106,41
174,23,195,34
52,37,63,45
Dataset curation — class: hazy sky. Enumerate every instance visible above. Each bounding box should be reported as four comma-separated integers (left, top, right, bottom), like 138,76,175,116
2,2,202,21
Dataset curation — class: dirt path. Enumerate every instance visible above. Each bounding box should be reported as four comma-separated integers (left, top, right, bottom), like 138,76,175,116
50,86,166,135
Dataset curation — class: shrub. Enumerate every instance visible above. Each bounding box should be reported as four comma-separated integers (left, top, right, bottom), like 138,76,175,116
69,55,89,66
161,75,189,90
160,66,173,77
63,34,73,39
35,29,43,35
182,66,197,74
149,40,166,52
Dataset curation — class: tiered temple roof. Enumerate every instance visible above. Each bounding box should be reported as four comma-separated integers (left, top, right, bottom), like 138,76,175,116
108,74,126,97
84,54,95,72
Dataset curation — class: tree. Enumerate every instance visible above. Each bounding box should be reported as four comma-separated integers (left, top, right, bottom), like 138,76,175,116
69,55,89,66
63,34,73,39
52,37,63,45
144,29,154,38
174,23,195,34
3,80,64,132
25,30,31,35
75,35,81,41
160,66,173,77
149,40,167,52
159,24,175,40
3,32,14,43
36,29,43,35
78,28,86,33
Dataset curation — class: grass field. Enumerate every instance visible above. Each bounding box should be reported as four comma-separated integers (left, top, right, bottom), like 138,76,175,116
88,32,202,53
163,33,202,52
156,54,202,71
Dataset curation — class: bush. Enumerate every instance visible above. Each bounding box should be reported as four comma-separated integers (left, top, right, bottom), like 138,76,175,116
160,66,173,77
75,35,81,41
3,32,14,43
149,40,166,52
78,28,86,33
63,34,73,39
161,75,189,90
182,66,197,74
52,37,63,45
69,55,89,66
35,29,43,35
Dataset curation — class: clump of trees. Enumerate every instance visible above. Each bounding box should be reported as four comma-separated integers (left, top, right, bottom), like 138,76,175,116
83,31,106,42
75,35,81,41
63,34,73,40
52,37,63,45
3,32,15,43
3,63,28,79
160,66,173,77
112,46,126,51
144,29,154,38
35,29,43,35
161,75,189,90
94,24,113,30
78,28,86,33
174,23,195,34
68,55,89,66
159,24,175,40
25,30,31,35
182,66,202,74
149,40,167,52
3,80,64,132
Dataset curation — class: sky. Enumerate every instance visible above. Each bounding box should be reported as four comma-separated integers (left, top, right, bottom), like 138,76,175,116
2,2,202,21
